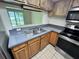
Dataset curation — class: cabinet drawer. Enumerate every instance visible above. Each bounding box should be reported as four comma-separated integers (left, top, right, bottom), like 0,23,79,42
28,37,40,44
41,33,50,39
12,43,26,52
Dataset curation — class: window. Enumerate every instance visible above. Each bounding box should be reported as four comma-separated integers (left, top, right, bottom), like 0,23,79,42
23,10,43,25
7,9,24,27
31,11,43,24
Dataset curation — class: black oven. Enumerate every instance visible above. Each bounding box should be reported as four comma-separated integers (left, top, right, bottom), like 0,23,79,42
61,7,79,59
56,34,79,59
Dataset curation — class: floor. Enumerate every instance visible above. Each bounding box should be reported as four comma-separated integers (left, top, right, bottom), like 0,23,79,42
32,44,66,59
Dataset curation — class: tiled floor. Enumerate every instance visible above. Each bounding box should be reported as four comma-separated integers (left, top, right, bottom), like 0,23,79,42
32,44,66,59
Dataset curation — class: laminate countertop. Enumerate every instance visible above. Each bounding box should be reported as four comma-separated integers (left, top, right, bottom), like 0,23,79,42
8,24,65,49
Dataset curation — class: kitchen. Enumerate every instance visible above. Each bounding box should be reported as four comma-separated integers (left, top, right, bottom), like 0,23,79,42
0,0,79,59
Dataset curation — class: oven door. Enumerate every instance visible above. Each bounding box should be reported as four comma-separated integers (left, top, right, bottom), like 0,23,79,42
56,34,79,59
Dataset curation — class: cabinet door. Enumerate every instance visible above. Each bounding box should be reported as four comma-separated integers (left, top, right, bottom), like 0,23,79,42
41,33,50,41
72,0,79,7
54,1,65,16
63,0,73,16
50,32,58,46
15,0,25,3
54,0,72,16
24,0,28,4
27,0,40,7
40,0,53,11
28,39,40,58
12,44,29,59
41,37,49,50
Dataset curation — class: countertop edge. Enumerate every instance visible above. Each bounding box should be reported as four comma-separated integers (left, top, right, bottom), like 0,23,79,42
8,30,51,49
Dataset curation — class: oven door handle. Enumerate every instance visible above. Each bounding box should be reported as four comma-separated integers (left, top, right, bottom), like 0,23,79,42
59,35,79,46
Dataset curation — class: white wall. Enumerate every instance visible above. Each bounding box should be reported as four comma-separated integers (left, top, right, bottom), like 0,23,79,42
0,2,22,35
0,16,5,31
0,8,12,35
43,12,66,27
42,12,49,24
48,16,66,26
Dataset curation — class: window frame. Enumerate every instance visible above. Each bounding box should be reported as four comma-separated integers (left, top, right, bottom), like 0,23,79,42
7,8,24,28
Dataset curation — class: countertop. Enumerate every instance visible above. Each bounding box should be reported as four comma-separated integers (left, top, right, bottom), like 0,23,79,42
8,24,65,49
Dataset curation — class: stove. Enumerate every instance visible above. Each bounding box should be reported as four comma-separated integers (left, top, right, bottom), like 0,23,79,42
60,28,79,42
56,28,79,59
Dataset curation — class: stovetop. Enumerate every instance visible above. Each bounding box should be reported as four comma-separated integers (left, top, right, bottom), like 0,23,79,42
60,28,79,42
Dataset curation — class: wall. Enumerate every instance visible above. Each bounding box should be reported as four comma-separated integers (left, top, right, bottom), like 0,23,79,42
0,2,22,35
43,12,66,26
0,7,12,35
42,12,49,24
48,16,66,27
0,16,5,31
31,11,43,24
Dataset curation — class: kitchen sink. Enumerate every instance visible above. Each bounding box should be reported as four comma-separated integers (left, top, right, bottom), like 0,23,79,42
33,28,46,34
23,28,46,36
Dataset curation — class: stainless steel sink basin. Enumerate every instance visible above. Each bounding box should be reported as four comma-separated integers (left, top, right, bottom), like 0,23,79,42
23,28,46,36
33,28,46,34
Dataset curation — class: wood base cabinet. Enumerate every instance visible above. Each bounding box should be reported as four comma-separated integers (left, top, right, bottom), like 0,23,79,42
28,38,40,58
50,32,58,46
12,44,29,59
41,37,49,50
11,32,59,59
40,33,50,49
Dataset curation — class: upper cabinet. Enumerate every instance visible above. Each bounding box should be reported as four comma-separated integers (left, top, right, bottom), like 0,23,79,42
5,0,79,15
4,0,54,11
26,0,54,11
24,0,28,4
54,0,73,16
27,0,40,7
48,0,73,16
40,0,54,11
72,0,79,7
15,0,25,3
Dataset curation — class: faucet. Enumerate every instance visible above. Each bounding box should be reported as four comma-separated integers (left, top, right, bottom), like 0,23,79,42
32,27,41,34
